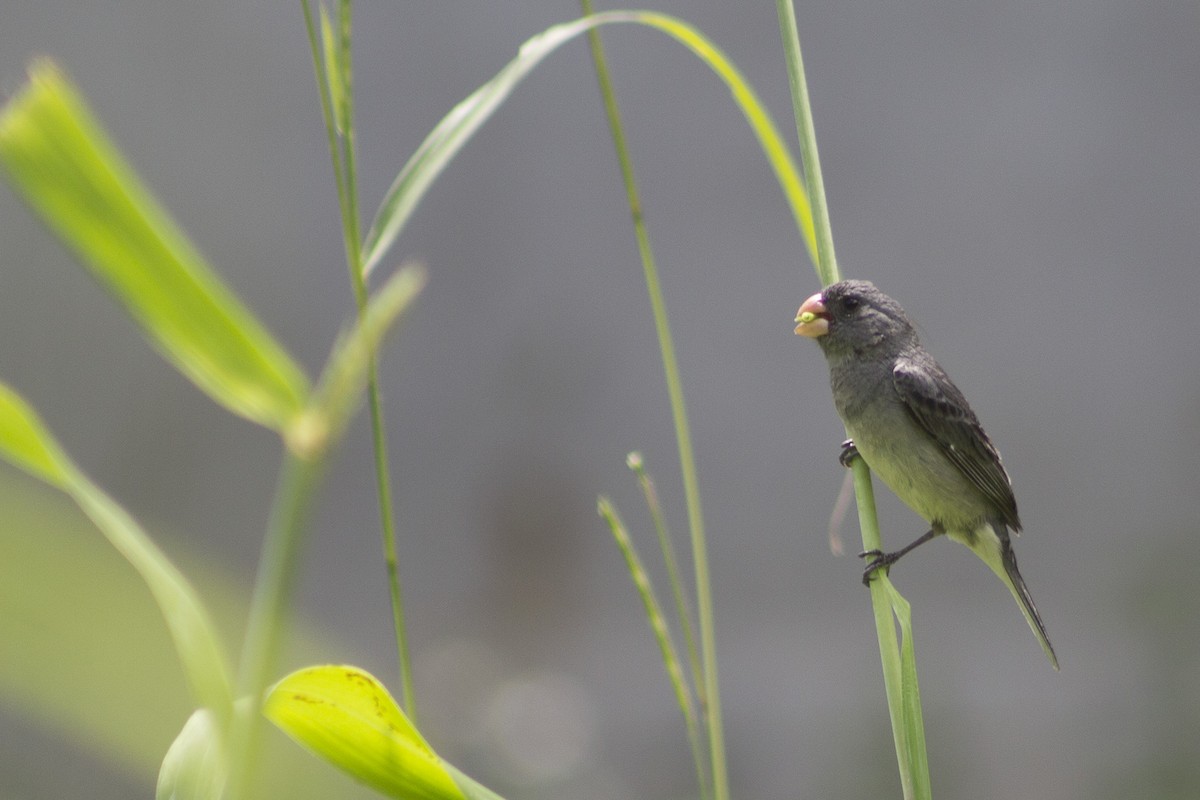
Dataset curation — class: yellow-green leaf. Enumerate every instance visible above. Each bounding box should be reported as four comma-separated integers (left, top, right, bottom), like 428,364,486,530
0,382,71,489
265,665,465,800
0,61,310,431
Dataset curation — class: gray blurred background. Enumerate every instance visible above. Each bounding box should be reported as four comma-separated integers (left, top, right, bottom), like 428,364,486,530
1,1,1198,798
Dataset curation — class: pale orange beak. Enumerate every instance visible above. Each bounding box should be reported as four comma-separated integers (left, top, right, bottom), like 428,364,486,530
793,292,829,337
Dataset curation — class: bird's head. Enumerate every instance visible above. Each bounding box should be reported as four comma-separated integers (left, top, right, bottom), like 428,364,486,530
794,279,917,358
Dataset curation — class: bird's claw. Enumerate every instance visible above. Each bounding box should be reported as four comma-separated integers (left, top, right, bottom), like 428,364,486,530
839,439,860,468
857,548,895,586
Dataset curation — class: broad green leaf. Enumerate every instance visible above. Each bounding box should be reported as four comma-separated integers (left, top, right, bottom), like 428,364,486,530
264,665,469,800
157,708,227,800
287,264,427,458
0,61,310,431
361,12,813,275
0,379,233,726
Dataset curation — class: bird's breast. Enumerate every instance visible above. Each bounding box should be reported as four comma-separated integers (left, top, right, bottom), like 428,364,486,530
830,360,992,532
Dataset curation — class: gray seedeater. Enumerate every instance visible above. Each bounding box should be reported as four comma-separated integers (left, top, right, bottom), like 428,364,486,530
794,279,1058,669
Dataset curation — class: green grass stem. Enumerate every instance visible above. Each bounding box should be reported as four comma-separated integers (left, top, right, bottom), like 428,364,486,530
775,3,931,797
579,8,728,798
774,1,838,286
598,497,708,800
627,452,704,708
300,0,418,719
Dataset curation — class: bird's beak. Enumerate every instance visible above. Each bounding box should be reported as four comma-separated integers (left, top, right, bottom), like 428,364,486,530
794,292,829,337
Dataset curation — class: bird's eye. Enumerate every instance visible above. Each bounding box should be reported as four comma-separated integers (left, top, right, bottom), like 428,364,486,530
841,295,861,312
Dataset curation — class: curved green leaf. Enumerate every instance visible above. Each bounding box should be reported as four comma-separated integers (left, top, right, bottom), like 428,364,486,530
361,11,814,275
0,61,310,431
264,665,469,800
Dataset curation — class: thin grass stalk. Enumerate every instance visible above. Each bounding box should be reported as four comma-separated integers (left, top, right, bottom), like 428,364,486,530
301,1,350,262
579,6,728,798
300,0,418,717
333,0,361,284
775,3,930,797
774,0,837,286
598,498,709,800
364,328,419,722
628,452,703,704
334,0,420,724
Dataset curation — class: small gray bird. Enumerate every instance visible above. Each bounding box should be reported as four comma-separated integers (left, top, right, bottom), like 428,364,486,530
794,279,1058,669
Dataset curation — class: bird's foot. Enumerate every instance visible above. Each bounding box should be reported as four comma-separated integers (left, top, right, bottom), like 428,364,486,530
858,548,898,586
839,439,859,468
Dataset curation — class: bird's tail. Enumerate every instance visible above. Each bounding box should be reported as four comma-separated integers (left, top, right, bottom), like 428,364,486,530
977,522,1059,670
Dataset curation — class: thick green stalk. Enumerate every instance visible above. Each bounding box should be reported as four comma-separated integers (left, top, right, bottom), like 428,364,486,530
580,5,728,799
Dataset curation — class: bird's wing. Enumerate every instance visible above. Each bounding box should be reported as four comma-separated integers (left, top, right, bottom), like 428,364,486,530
892,354,1021,531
